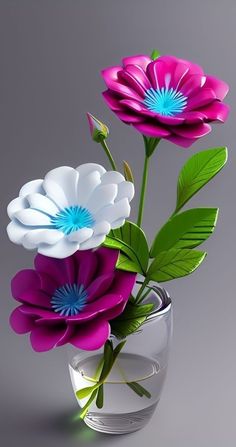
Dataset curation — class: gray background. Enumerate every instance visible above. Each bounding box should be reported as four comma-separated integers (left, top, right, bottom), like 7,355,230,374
0,1,235,446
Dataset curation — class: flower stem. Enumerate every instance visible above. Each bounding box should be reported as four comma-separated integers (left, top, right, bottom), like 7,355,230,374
137,154,150,228
100,140,117,171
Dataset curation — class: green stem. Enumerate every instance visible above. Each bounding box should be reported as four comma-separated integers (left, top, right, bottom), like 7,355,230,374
137,154,150,228
135,277,149,303
100,140,117,171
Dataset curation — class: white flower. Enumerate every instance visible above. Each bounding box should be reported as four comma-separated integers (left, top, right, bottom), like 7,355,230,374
7,163,134,258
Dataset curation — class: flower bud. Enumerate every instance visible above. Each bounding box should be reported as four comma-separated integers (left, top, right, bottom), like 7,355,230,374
87,113,109,142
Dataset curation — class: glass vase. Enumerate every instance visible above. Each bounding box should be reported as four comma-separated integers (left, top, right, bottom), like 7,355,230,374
68,284,172,434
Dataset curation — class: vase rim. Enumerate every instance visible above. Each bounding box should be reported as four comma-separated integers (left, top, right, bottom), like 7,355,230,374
145,284,172,320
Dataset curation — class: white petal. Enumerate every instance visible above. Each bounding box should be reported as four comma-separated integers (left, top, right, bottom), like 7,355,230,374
95,198,131,225
79,234,106,250
67,228,93,243
38,238,79,258
43,179,68,209
7,197,28,219
86,184,118,213
14,209,52,226
27,193,59,216
77,171,101,205
19,179,43,197
100,171,124,185
76,163,106,178
115,181,134,202
7,221,29,244
93,221,111,236
44,166,79,206
110,218,125,230
22,229,64,249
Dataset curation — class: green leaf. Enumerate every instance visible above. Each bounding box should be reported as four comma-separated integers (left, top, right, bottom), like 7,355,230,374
96,384,104,409
80,389,98,419
147,249,206,282
76,384,98,400
127,382,151,398
110,301,154,338
150,208,218,257
151,49,160,60
113,340,127,361
123,160,134,183
104,221,149,274
175,147,228,213
99,340,114,382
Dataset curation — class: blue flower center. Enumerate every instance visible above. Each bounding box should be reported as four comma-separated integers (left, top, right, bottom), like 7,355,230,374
50,205,95,235
51,283,87,316
143,87,187,116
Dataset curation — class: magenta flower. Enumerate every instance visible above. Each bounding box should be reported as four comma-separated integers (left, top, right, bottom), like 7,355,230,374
101,54,229,148
10,247,136,352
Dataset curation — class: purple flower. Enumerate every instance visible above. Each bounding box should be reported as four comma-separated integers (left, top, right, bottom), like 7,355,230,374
101,54,229,148
10,247,136,352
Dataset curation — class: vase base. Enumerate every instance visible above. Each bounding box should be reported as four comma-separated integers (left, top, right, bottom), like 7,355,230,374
84,402,159,434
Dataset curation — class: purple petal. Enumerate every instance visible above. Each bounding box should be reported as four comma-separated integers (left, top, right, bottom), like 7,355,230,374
34,254,74,287
38,271,58,296
74,250,98,288
11,270,40,300
70,319,110,350
30,325,67,352
101,66,143,101
122,55,152,71
86,273,115,302
111,270,136,299
10,306,36,334
133,121,171,137
96,247,119,277
84,293,123,314
204,75,229,100
186,88,216,110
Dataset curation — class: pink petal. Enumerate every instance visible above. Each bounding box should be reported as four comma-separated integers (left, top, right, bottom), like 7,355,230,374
180,74,206,97
120,99,155,116
102,90,123,111
178,57,204,77
180,111,205,123
118,64,151,97
74,250,98,288
101,66,143,101
70,319,110,350
133,121,171,138
86,274,115,302
186,88,216,110
30,325,67,352
165,134,197,148
198,101,230,122
10,306,36,334
122,55,152,71
156,114,185,126
170,122,211,139
171,61,190,90
84,293,123,314
116,111,144,123
20,304,64,320
147,56,178,90
204,75,229,100
96,247,119,277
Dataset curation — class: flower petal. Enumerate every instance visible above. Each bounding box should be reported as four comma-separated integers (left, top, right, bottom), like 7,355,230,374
10,306,36,334
7,197,28,219
122,55,152,71
96,247,119,277
27,193,59,216
95,198,130,226
79,234,106,250
44,166,79,206
86,274,115,302
204,75,229,100
171,122,211,139
84,293,123,313
186,88,216,110
115,181,134,202
43,179,68,209
19,179,43,197
35,254,73,287
14,209,52,226
70,319,110,350
100,171,124,185
101,66,143,101
76,171,102,206
118,64,151,97
165,134,198,148
67,227,93,243
86,183,118,213
93,220,111,236
22,229,64,249
102,90,124,111
38,238,79,259
133,121,171,138
7,221,29,244
198,101,230,122
30,325,68,352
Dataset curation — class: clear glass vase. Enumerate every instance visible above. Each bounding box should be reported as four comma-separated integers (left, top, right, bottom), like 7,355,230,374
68,284,172,434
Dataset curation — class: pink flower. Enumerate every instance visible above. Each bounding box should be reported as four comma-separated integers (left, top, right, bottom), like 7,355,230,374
10,248,136,352
101,54,229,148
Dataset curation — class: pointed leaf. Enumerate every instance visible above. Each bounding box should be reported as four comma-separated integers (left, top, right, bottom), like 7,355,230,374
96,384,104,409
175,147,228,213
76,384,99,400
110,301,154,338
151,49,161,60
147,249,206,282
123,160,134,183
150,208,218,257
104,221,149,273
79,389,98,419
